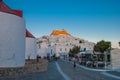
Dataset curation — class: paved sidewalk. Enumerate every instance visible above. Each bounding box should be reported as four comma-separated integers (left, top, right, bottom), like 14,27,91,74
0,60,119,80
57,60,119,80
107,71,120,77
102,71,120,80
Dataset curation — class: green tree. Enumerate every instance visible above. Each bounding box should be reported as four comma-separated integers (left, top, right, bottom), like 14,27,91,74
94,40,111,61
69,46,80,56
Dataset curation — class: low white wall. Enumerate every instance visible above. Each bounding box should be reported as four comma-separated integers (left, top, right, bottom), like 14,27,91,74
26,38,37,59
0,12,25,67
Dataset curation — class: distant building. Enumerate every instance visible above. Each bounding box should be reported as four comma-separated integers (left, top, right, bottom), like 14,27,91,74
37,29,95,58
26,29,37,59
0,0,25,67
111,48,120,70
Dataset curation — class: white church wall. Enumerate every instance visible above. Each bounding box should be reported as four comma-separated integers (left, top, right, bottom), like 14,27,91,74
0,12,25,67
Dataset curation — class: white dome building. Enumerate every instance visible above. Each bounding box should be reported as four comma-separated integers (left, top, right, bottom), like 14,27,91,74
26,29,37,59
0,0,25,67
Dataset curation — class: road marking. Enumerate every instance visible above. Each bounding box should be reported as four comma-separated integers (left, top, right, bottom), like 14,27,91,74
102,71,120,79
55,62,71,80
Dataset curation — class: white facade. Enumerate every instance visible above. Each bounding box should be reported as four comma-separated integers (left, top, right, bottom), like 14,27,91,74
111,48,120,70
54,45,72,57
79,41,95,51
38,48,48,58
0,12,25,67
26,38,37,59
37,33,95,57
37,45,56,58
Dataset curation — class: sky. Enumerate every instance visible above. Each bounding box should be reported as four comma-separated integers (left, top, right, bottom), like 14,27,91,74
4,0,120,48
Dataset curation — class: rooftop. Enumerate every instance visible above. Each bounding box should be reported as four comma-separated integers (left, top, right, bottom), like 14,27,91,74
50,29,71,36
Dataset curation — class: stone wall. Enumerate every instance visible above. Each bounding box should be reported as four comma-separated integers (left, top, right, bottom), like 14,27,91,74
0,59,48,77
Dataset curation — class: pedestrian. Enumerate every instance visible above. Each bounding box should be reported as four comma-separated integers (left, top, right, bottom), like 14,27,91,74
73,61,76,68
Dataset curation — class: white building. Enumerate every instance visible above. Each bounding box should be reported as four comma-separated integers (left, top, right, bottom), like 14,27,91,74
0,1,25,67
37,36,49,58
37,29,95,58
79,39,95,52
111,48,120,70
26,29,37,59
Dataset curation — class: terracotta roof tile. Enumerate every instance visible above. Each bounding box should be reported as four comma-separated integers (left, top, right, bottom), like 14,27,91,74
0,0,22,17
26,29,35,38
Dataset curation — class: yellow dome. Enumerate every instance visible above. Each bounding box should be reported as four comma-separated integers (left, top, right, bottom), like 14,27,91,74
51,29,71,36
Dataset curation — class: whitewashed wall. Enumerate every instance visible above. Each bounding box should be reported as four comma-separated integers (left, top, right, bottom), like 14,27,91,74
80,42,94,51
37,48,48,58
26,38,37,59
0,12,25,67
55,45,72,54
111,49,120,70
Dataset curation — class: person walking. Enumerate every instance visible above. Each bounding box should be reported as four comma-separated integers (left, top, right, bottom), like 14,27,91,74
73,61,76,68
73,57,76,68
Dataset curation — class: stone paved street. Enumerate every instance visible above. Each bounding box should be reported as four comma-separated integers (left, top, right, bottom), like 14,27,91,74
57,60,120,80
0,62,64,80
0,60,120,80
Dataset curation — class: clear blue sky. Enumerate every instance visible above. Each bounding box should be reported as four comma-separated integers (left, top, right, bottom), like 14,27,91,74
4,0,120,48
